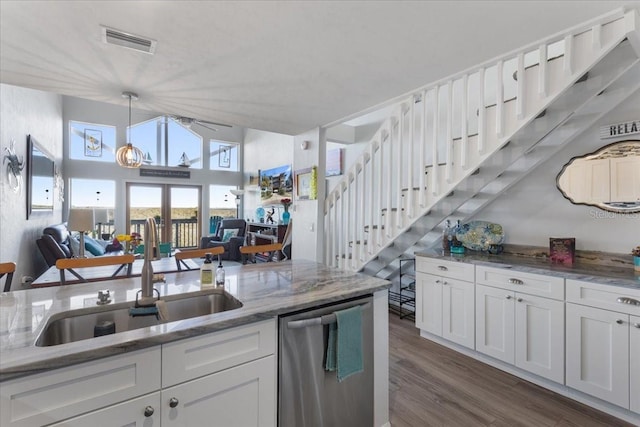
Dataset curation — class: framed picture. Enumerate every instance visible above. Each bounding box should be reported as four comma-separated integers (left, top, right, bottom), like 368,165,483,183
259,164,293,201
84,129,102,157
219,145,231,168
326,148,343,177
295,166,317,200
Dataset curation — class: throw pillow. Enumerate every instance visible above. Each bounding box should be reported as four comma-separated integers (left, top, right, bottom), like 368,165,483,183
84,235,106,256
69,235,95,258
222,229,239,242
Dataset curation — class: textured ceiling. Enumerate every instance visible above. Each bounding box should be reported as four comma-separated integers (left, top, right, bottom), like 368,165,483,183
1,1,637,135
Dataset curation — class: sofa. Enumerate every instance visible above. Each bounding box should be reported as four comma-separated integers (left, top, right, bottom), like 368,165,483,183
200,219,247,261
36,223,121,267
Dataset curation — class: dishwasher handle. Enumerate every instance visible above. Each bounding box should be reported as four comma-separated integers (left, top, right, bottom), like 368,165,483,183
286,302,371,329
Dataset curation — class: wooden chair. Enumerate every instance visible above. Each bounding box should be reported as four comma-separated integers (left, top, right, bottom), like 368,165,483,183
0,262,16,292
55,254,135,285
175,246,225,271
239,243,283,265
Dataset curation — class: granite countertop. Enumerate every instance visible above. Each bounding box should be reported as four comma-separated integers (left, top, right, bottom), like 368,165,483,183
0,260,390,381
415,250,640,289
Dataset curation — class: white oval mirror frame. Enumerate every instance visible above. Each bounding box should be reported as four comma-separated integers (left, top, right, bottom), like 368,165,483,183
556,140,640,214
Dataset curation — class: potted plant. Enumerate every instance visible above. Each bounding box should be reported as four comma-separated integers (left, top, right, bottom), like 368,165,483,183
632,246,640,272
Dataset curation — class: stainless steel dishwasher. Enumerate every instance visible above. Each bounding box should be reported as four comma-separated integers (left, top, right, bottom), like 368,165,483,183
278,295,373,427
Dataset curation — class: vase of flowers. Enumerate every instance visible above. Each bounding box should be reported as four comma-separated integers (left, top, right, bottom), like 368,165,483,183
632,246,640,272
280,198,292,225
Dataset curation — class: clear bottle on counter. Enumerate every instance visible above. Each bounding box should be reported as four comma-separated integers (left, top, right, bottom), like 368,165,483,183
442,219,452,252
200,253,214,287
215,258,225,286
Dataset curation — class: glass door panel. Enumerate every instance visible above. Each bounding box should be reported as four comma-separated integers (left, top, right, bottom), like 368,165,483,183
170,187,201,248
127,184,163,244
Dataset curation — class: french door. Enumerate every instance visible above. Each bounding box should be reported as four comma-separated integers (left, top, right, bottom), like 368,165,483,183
126,183,202,249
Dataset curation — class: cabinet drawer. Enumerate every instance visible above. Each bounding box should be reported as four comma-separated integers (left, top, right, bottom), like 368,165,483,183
566,279,640,316
0,347,161,427
162,319,276,387
415,257,474,282
476,266,564,300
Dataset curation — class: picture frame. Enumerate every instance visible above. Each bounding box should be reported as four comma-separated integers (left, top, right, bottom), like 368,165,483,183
84,129,102,157
259,164,293,201
295,166,317,200
326,148,343,177
219,145,231,168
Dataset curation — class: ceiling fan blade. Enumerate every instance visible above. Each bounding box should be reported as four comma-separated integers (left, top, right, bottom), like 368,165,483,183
196,119,232,128
193,121,219,132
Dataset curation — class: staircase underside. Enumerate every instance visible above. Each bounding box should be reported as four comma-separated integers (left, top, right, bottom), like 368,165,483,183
361,39,640,280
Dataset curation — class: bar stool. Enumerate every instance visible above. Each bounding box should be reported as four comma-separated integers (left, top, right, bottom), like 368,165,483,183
0,262,16,292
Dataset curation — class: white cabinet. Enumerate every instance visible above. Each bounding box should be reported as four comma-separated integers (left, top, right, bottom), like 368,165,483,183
0,320,277,427
162,355,276,427
475,267,564,383
566,279,640,411
416,259,475,349
48,393,161,426
630,315,640,415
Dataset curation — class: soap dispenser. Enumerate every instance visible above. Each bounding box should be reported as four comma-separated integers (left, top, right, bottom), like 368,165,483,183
200,253,214,287
215,257,225,286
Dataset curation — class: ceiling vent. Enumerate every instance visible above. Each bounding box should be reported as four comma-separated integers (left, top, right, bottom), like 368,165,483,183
101,26,156,54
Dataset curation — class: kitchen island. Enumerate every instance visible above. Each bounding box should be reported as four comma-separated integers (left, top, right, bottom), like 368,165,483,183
0,260,391,427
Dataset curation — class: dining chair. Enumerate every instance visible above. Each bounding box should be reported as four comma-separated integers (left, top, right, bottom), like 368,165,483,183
55,254,135,285
0,262,16,292
175,246,225,271
239,243,283,265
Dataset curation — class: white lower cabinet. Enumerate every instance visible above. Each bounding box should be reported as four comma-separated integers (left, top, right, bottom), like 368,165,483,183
0,320,277,427
49,392,161,426
475,284,564,383
162,355,276,427
566,303,629,408
631,315,640,415
416,259,475,349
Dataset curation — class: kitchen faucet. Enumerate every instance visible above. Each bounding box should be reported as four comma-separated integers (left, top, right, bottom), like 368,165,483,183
139,217,160,307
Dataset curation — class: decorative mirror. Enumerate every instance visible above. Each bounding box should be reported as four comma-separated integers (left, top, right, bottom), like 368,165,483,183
26,135,55,219
556,140,640,213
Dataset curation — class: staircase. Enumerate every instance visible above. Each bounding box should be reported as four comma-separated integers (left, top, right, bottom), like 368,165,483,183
323,8,640,280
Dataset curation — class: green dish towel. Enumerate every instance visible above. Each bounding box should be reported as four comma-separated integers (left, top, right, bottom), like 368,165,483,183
325,305,363,382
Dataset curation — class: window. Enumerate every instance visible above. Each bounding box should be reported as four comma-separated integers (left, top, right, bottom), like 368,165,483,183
209,185,238,222
69,178,116,237
210,141,239,171
69,121,116,162
130,116,203,169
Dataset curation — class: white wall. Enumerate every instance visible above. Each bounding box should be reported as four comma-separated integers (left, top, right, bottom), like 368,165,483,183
242,129,294,220
473,91,640,254
0,84,63,287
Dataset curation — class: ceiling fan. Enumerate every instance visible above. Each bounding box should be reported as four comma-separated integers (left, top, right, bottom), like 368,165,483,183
171,116,232,132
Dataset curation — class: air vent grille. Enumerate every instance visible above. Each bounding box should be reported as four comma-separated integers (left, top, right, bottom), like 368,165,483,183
102,26,156,54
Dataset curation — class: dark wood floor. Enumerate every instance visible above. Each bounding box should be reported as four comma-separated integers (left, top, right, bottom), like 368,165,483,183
388,313,635,427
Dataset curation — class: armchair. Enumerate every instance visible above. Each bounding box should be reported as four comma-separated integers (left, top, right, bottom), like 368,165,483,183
200,219,247,261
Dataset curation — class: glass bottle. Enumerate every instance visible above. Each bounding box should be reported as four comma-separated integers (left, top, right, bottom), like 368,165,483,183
215,258,225,286
442,220,451,252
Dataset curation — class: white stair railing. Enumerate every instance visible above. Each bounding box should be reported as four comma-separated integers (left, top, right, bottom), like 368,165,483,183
324,8,637,271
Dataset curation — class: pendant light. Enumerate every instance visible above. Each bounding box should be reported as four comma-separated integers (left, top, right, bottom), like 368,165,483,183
116,91,143,168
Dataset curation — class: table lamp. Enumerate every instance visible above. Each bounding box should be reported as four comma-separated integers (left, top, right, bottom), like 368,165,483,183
67,208,94,258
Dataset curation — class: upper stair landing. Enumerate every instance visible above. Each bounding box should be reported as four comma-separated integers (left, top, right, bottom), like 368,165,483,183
323,8,640,273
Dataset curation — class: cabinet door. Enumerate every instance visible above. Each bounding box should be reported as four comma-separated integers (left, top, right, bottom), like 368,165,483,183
566,303,629,408
442,279,475,349
162,355,276,427
415,273,442,335
514,293,564,383
48,392,161,427
631,315,640,414
475,285,514,364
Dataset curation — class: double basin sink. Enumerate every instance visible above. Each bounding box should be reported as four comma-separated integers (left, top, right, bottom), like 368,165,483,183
36,289,243,347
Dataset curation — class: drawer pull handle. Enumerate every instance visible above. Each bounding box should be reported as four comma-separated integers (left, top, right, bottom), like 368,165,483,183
442,281,448,285
517,298,523,303
617,297,640,306
616,319,624,325
505,295,512,300
437,265,448,271
169,397,179,408
508,278,524,285
634,323,640,329
144,406,155,417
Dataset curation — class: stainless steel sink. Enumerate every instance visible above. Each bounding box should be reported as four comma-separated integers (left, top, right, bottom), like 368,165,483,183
35,289,243,347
